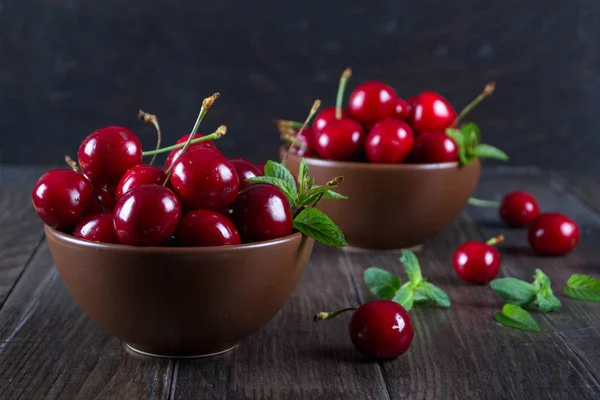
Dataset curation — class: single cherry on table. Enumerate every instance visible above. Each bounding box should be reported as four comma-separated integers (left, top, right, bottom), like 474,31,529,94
453,235,504,284
528,213,580,256
176,209,241,247
73,213,119,244
499,191,540,227
364,118,414,163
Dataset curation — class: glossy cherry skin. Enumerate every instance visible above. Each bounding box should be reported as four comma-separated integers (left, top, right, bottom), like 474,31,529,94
392,97,410,120
31,169,94,231
409,131,459,163
232,184,293,242
170,147,240,211
73,213,119,244
528,213,580,256
113,184,182,246
312,106,352,133
314,118,365,161
287,127,317,157
86,184,117,215
408,91,457,133
364,119,415,163
348,81,398,127
116,164,167,200
349,300,414,360
255,163,266,175
176,209,241,247
78,126,143,187
499,191,540,227
453,241,501,284
164,133,218,170
229,158,262,190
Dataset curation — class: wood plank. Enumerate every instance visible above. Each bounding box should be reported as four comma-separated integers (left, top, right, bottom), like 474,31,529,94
0,242,173,399
0,166,48,305
172,244,390,400
550,170,600,213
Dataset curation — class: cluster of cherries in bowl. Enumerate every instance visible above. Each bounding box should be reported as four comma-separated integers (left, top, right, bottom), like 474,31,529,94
278,68,488,165
31,95,294,248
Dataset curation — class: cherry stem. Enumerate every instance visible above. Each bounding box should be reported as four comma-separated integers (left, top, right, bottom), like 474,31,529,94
467,197,500,208
453,82,496,126
312,176,343,208
274,119,304,135
282,100,321,166
137,109,162,166
280,133,307,150
313,307,357,322
486,234,505,246
143,127,226,156
335,67,352,120
64,155,79,172
65,154,107,212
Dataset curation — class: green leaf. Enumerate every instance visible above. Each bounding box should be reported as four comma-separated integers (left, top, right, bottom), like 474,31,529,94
245,176,297,206
494,304,540,332
413,292,428,303
445,128,471,165
392,284,414,311
400,250,422,284
461,122,481,156
302,185,332,205
293,207,347,247
415,282,451,308
474,144,509,161
263,160,298,200
323,190,348,200
298,158,310,196
490,278,537,307
565,274,600,302
533,269,561,312
364,267,402,300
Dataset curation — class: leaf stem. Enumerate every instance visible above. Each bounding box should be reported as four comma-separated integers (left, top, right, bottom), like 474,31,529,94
282,100,321,166
336,68,352,120
467,197,500,207
454,82,495,126
486,234,505,246
313,307,357,322
137,109,162,165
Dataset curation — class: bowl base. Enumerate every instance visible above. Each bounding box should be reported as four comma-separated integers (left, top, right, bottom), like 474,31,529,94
341,243,423,254
125,343,238,359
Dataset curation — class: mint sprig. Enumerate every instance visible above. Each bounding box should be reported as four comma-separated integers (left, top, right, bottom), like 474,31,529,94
293,208,346,247
364,250,450,311
446,123,509,166
494,304,540,332
490,269,561,312
565,274,600,302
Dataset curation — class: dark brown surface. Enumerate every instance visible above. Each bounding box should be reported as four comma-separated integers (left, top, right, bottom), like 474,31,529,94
1,164,600,399
284,150,481,250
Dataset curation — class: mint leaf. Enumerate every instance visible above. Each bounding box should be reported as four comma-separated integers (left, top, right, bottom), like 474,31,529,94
565,274,600,302
490,278,537,307
364,267,401,300
293,207,347,247
474,144,509,161
533,269,561,312
413,292,428,303
323,190,348,200
446,128,470,165
263,160,298,200
494,304,540,332
298,158,310,196
245,176,298,206
392,285,414,311
302,185,332,205
461,122,481,156
415,282,451,308
400,250,423,284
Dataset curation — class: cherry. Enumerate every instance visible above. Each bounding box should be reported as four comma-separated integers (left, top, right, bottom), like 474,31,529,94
176,209,241,247
73,213,119,244
280,127,317,157
87,185,117,214
499,191,540,227
78,126,143,187
408,91,457,133
348,81,398,127
364,119,414,163
170,147,239,211
31,169,94,231
392,97,410,120
453,235,504,284
229,158,262,190
232,183,293,242
113,184,182,246
164,133,218,171
314,119,365,161
255,163,266,175
312,106,352,134
528,213,580,256
409,131,459,163
116,164,167,200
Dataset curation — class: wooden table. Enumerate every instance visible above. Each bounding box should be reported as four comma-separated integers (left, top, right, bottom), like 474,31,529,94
0,165,599,399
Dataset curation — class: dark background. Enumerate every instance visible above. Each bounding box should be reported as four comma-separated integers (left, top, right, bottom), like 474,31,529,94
0,0,598,171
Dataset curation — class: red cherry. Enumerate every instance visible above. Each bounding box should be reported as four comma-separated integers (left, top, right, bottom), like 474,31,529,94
73,213,119,244
312,107,352,133
255,163,266,175
228,158,262,190
113,184,182,246
286,127,317,157
349,300,414,360
348,81,398,127
31,169,94,231
314,119,365,161
164,133,218,170
392,97,410,120
499,191,540,227
87,185,117,215
170,147,239,211
528,213,580,256
409,131,459,163
408,91,457,133
453,236,503,284
78,126,143,187
364,119,414,163
116,164,167,200
176,209,241,246
232,184,293,242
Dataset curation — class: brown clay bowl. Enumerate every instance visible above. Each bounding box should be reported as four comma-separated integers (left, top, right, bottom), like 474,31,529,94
45,225,314,358
282,148,481,250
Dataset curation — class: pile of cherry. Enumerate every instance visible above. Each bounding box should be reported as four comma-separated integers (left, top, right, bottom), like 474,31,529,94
278,68,494,164
31,95,291,247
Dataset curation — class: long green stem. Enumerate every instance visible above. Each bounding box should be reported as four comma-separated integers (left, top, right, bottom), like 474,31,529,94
467,197,500,207
142,131,224,156
138,109,162,166
335,68,352,120
282,100,321,166
454,82,495,126
313,307,357,322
